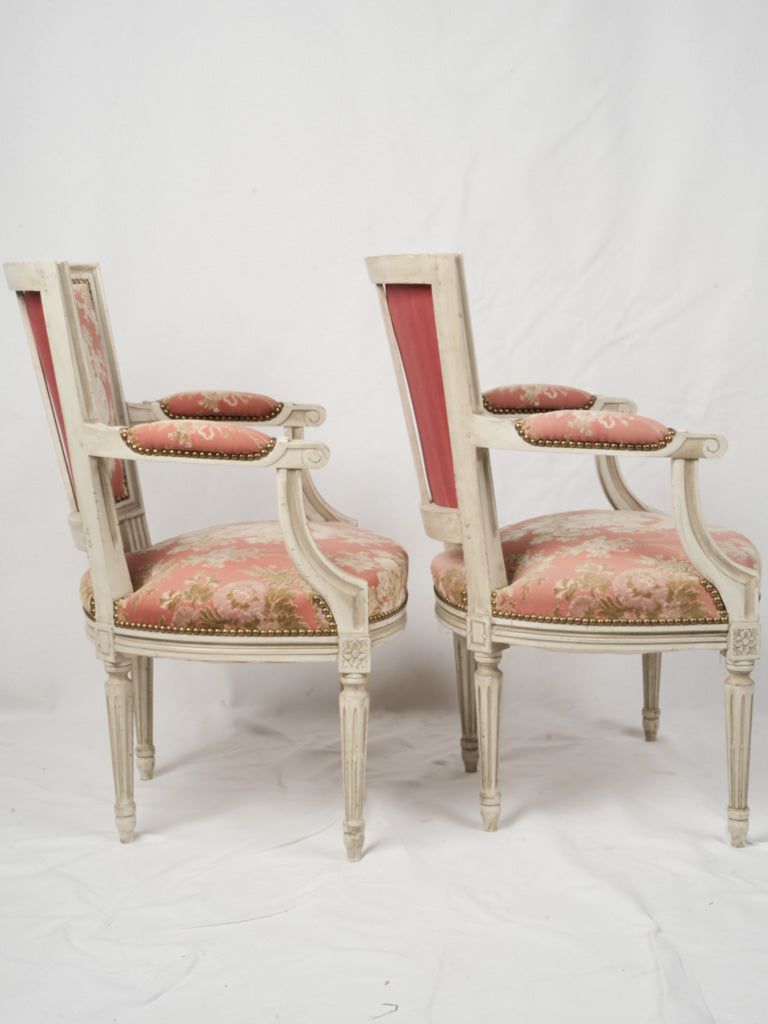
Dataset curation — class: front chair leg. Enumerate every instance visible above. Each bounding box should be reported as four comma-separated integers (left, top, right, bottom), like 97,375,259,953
725,658,755,847
132,656,155,780
454,634,479,772
104,658,136,843
642,652,661,741
474,648,503,832
339,671,370,862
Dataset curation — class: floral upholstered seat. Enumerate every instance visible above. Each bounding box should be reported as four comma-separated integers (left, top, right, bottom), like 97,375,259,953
81,522,408,636
432,511,759,625
368,253,761,847
7,258,409,861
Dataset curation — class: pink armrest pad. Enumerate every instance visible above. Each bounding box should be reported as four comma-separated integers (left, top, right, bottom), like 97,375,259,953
121,420,276,460
516,409,675,450
483,384,595,414
159,390,283,421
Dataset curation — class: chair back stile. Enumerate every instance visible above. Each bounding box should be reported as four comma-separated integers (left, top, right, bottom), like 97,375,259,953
7,261,145,626
371,255,507,627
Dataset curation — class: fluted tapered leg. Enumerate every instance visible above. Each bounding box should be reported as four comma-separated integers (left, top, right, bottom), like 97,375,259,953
339,672,369,861
454,634,478,772
474,648,503,831
133,657,155,780
104,658,136,843
642,652,661,741
725,662,754,847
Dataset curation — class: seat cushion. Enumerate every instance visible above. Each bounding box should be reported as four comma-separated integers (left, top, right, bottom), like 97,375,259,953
81,522,408,636
431,510,759,625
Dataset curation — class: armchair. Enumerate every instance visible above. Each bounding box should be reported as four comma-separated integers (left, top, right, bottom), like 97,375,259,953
367,252,760,846
6,260,408,861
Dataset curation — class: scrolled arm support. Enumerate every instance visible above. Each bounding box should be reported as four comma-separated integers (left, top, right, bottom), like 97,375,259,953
670,458,759,622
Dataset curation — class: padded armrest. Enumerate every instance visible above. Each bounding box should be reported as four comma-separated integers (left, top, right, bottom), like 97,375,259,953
515,409,675,451
158,390,283,421
483,384,596,415
120,419,277,460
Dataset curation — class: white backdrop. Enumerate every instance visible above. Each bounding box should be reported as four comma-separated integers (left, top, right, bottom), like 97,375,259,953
1,2,767,1021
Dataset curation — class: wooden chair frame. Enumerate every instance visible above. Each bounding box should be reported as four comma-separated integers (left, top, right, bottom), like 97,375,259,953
6,259,406,860
367,252,759,846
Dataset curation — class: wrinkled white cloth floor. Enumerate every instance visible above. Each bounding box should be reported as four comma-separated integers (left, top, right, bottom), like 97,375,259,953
2,642,766,1024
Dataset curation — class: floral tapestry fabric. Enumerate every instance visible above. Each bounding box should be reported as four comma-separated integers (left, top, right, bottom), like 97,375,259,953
80,521,408,635
72,279,129,500
431,510,759,625
120,420,276,460
515,409,675,450
160,390,283,421
483,383,596,414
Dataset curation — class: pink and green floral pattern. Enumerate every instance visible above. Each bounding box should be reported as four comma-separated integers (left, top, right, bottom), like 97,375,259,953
80,521,408,635
431,510,759,625
72,279,129,500
120,420,276,460
160,390,284,421
516,409,675,450
484,384,596,414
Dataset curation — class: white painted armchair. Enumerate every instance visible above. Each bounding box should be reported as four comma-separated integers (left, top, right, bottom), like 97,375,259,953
6,260,408,860
367,252,760,846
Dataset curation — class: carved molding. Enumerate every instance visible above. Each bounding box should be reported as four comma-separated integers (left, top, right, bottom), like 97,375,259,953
339,635,371,674
728,623,760,664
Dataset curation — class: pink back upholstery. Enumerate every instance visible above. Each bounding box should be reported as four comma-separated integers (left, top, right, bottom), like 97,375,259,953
24,290,75,496
385,284,458,509
70,278,129,501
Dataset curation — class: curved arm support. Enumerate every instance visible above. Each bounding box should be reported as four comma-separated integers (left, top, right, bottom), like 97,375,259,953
276,468,369,635
671,458,759,622
282,424,357,525
595,454,658,513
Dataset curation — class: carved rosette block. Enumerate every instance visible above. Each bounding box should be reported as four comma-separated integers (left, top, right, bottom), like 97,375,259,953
454,635,478,772
473,649,503,831
642,652,661,742
339,673,369,862
339,635,371,675
104,658,136,843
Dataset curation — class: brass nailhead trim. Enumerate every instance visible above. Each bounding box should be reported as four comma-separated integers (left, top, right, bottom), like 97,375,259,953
82,593,407,637
159,400,284,422
119,429,277,461
483,394,597,415
433,577,729,627
514,419,676,452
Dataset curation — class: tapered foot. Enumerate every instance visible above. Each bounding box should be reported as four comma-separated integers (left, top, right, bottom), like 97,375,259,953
116,807,137,843
480,795,501,832
728,807,749,848
343,822,365,862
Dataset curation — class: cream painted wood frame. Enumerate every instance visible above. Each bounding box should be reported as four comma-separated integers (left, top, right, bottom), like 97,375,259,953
6,260,407,861
367,252,760,847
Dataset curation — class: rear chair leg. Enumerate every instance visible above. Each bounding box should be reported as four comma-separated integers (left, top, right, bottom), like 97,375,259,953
104,658,136,843
642,652,661,741
454,635,478,772
133,656,155,780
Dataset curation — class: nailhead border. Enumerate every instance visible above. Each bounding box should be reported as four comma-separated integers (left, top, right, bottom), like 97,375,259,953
483,394,597,415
